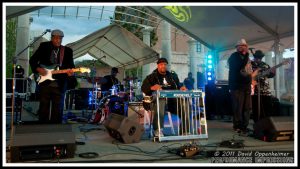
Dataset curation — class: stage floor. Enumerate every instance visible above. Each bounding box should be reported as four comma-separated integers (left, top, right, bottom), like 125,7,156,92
4,109,296,166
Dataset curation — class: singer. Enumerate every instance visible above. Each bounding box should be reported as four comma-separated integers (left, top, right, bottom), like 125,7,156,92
227,39,259,136
29,29,76,124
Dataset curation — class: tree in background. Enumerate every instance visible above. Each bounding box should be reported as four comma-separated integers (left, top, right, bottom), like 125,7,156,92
111,6,158,80
112,6,158,47
6,18,17,78
75,59,108,77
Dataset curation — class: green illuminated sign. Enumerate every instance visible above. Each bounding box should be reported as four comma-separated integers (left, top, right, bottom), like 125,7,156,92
164,6,192,22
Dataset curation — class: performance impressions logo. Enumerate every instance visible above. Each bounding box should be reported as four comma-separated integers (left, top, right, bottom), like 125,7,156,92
210,151,294,163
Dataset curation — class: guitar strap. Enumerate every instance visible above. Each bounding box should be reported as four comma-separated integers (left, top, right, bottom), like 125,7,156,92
59,45,65,67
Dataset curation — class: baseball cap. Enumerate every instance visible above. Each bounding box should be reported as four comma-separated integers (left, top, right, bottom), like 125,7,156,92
51,29,64,37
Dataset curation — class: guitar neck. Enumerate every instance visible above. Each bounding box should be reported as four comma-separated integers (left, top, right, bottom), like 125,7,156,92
260,62,284,77
272,63,285,69
52,68,80,74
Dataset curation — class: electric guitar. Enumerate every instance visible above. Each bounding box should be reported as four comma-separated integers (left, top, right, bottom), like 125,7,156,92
251,58,292,94
36,64,91,84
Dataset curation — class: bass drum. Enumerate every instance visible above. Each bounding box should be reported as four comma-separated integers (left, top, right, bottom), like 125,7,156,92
90,95,126,124
89,95,110,124
105,95,126,116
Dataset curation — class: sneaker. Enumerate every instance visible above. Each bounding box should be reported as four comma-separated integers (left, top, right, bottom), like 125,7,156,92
154,129,164,137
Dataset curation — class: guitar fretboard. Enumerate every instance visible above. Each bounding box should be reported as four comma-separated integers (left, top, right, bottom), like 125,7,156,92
259,61,288,77
52,68,81,74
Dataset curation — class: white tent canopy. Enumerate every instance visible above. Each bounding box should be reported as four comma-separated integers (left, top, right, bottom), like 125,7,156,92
147,6,294,52
66,24,159,69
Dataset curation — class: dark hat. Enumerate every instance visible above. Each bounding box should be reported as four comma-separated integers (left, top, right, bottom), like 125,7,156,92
253,50,265,58
111,67,118,73
157,58,168,64
51,29,64,37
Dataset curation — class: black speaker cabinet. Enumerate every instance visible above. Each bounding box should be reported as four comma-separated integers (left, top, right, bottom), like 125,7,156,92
254,116,294,142
214,84,231,116
6,78,28,93
10,124,76,162
74,88,90,110
104,113,145,144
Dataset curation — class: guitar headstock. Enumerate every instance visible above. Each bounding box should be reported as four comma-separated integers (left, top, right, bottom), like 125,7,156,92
283,58,293,65
79,67,91,73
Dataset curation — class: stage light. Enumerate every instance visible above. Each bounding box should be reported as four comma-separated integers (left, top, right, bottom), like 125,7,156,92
206,53,215,83
15,65,24,78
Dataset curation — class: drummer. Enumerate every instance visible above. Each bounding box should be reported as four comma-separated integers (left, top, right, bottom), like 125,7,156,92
101,67,120,93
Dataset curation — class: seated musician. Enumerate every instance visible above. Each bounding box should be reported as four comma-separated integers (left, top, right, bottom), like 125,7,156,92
141,58,187,137
101,67,120,94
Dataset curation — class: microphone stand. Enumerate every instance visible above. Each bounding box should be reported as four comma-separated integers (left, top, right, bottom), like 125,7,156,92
250,49,261,122
9,30,49,149
257,77,261,122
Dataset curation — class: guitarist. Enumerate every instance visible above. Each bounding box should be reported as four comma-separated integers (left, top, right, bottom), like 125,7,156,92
29,29,76,124
250,50,276,123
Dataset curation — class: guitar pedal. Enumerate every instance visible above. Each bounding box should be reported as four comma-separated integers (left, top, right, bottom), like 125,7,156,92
177,144,200,157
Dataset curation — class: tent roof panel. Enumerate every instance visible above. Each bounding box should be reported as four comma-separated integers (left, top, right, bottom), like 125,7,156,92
66,24,159,69
147,6,294,51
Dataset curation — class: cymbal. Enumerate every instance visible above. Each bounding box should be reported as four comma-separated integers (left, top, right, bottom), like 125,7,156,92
87,77,104,84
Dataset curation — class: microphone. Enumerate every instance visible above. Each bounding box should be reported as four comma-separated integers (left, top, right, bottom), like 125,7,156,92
249,47,255,55
46,29,51,32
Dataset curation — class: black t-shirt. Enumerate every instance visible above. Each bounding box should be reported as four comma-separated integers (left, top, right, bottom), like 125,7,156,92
141,69,181,96
101,75,119,91
156,73,178,90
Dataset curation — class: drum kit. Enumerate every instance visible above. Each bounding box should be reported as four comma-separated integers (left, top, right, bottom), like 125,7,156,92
78,75,140,124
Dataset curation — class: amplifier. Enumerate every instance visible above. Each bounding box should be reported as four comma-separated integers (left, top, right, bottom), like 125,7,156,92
10,124,76,162
6,78,28,93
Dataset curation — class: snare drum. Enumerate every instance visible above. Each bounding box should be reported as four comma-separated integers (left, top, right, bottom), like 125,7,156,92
110,85,118,95
117,84,124,92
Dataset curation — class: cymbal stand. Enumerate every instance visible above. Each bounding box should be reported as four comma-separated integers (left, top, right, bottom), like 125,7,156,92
129,79,134,102
257,78,261,121
90,61,97,114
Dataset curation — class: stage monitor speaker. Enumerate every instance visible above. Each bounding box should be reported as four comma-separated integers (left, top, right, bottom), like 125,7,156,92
10,124,76,162
104,113,145,144
254,116,294,142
